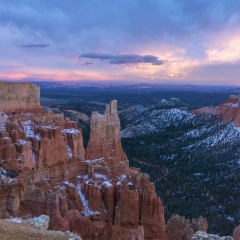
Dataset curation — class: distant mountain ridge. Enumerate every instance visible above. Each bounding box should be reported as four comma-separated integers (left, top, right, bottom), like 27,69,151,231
120,98,192,138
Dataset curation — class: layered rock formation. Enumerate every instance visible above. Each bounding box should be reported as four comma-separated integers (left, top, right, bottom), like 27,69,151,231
193,95,240,126
0,81,166,240
85,100,129,177
0,81,44,114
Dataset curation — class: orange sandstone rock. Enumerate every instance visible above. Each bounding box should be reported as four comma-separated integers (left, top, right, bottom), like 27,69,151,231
85,100,129,176
166,214,194,240
193,95,240,126
0,84,167,240
0,81,44,114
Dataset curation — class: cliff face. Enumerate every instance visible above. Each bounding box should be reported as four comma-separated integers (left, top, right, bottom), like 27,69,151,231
0,81,43,114
0,82,166,240
193,95,240,126
85,100,129,176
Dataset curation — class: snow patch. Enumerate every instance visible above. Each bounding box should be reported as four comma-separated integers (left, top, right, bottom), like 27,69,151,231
76,183,100,216
8,215,50,231
62,181,74,187
25,215,50,231
191,231,233,240
62,128,80,135
94,173,108,180
8,217,22,223
102,180,113,188
66,145,72,158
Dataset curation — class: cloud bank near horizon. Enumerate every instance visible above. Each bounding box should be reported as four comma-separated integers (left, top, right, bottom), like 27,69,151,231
1,0,240,84
80,53,165,65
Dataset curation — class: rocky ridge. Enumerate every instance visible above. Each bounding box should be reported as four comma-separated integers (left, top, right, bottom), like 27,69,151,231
193,95,240,126
119,98,191,138
0,81,166,239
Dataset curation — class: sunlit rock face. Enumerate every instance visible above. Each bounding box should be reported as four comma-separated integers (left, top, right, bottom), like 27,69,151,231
193,95,240,126
0,83,167,240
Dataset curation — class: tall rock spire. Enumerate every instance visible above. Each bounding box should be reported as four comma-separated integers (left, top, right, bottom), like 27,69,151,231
85,100,129,176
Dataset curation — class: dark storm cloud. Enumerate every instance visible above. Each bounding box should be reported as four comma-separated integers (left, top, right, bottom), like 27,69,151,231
20,44,50,48
1,0,240,53
1,0,240,82
80,53,164,65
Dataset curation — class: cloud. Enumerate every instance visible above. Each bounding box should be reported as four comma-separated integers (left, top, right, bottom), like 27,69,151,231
20,44,50,48
1,1,240,83
82,62,93,66
80,53,165,65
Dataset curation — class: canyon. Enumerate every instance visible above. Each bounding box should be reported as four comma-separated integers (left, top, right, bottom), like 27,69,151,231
0,82,166,239
0,81,239,239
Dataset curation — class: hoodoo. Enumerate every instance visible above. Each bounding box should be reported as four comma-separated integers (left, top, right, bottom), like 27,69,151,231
0,81,166,240
85,100,129,176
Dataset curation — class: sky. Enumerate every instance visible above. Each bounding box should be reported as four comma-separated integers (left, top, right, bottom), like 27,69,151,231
1,0,240,85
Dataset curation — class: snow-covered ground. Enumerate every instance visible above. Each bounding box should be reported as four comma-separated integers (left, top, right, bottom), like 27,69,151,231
120,98,192,138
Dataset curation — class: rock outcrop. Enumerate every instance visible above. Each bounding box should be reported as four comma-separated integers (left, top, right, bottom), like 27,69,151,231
166,215,208,240
0,82,167,240
193,95,240,126
64,110,89,123
191,216,208,234
85,100,129,176
233,225,240,240
166,214,194,240
0,81,44,114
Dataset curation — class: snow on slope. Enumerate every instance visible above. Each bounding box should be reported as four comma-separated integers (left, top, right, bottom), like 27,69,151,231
119,98,191,138
120,98,240,149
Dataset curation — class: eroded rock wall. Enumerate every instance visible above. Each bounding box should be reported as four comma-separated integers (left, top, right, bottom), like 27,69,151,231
0,88,167,240
193,95,240,126
85,100,129,176
0,81,43,114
